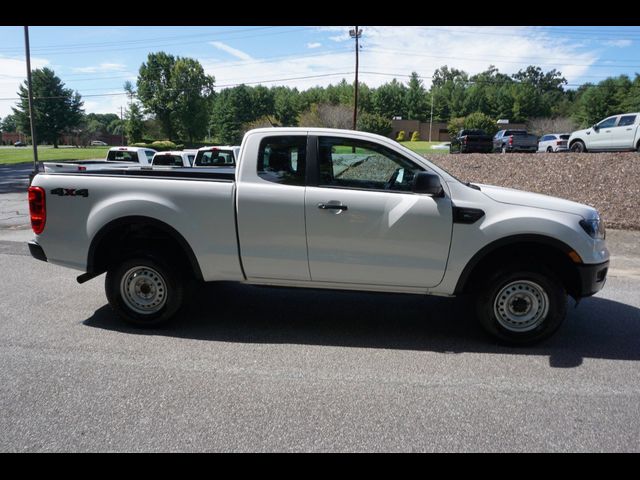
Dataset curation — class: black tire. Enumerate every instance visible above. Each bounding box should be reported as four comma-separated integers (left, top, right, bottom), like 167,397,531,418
546,147,553,153
570,140,586,153
475,266,567,345
105,256,184,327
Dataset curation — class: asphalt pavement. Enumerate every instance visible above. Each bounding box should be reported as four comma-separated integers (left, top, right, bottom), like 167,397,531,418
0,162,639,452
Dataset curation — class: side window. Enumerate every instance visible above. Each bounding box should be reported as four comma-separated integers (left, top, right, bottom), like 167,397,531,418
597,117,618,129
317,136,423,192
257,136,307,186
618,115,636,127
494,131,503,139
145,151,156,161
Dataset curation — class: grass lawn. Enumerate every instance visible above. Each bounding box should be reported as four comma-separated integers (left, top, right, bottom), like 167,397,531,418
0,146,109,165
400,141,450,155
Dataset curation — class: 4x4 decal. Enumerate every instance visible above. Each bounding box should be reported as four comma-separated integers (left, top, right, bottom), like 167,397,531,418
50,188,89,197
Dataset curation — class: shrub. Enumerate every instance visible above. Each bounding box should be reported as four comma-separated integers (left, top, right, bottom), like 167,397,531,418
357,112,392,136
150,140,178,151
410,131,420,142
396,130,406,141
447,118,465,139
464,112,498,136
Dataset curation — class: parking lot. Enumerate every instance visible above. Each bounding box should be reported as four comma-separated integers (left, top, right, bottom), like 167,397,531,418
1,161,639,452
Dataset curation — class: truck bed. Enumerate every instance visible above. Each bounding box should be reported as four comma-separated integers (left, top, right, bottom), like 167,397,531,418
32,169,242,281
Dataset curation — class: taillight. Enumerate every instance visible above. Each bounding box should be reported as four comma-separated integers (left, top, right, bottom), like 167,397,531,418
28,186,46,234
78,166,87,171
509,136,513,145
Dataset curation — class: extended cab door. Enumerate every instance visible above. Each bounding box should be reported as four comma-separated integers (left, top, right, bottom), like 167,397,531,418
235,134,311,281
611,114,638,149
304,135,453,288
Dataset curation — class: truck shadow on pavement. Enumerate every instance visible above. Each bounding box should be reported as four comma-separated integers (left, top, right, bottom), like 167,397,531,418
83,281,640,368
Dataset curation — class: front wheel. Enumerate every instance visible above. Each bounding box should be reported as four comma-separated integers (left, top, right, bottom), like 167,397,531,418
106,256,184,327
475,267,567,345
570,140,586,153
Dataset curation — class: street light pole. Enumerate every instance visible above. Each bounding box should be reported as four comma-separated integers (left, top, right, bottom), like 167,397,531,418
24,26,38,178
349,26,362,131
429,88,435,143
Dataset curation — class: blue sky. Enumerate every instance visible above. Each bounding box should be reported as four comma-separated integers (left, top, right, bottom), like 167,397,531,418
1,25,640,118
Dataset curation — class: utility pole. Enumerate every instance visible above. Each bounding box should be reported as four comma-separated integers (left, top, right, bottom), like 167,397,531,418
24,26,38,179
120,106,124,145
429,88,435,143
349,26,362,131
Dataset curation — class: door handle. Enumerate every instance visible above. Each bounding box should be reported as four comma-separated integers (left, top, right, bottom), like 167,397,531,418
318,203,348,211
627,128,633,130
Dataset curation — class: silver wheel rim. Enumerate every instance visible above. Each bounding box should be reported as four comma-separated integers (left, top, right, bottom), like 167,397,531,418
120,266,167,315
493,280,549,332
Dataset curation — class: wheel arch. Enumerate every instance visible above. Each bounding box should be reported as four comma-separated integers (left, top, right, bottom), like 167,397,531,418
454,234,582,298
87,215,204,281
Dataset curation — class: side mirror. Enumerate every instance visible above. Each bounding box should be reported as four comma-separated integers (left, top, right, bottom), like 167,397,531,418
413,172,444,196
592,124,599,131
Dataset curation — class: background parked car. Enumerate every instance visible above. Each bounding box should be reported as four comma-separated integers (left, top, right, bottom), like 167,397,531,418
150,151,193,168
569,112,640,152
14,141,27,147
493,129,538,153
449,129,493,154
538,133,570,153
193,146,241,167
90,140,108,146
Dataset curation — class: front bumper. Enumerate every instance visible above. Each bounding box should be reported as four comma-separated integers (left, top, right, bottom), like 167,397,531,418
28,241,47,262
576,260,609,297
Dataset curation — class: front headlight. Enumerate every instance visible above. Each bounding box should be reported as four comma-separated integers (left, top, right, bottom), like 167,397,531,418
580,215,606,240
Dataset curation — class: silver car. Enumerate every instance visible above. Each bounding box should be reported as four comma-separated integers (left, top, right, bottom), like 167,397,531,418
538,133,570,153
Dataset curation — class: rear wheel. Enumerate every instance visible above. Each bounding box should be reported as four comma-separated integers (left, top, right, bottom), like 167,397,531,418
475,266,567,345
106,256,184,327
546,146,553,153
570,140,586,153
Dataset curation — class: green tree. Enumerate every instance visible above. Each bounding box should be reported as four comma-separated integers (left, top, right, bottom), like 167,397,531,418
12,67,84,148
464,112,498,135
251,85,275,121
357,112,392,136
136,52,178,140
272,86,301,126
125,103,145,143
405,72,429,121
171,57,215,143
1,114,18,132
372,79,407,119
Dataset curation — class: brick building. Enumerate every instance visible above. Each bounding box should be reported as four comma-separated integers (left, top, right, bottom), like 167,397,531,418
390,119,527,142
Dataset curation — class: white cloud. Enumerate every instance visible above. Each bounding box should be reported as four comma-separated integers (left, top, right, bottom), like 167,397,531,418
71,63,127,74
0,55,50,117
209,41,253,61
307,42,322,49
200,26,600,93
603,39,632,48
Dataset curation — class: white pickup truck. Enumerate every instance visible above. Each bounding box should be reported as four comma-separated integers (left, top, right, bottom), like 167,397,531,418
27,128,609,344
569,112,640,152
43,146,158,173
150,150,195,168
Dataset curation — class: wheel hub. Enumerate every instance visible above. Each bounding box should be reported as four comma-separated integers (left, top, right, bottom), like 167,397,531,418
493,280,549,332
120,266,167,315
